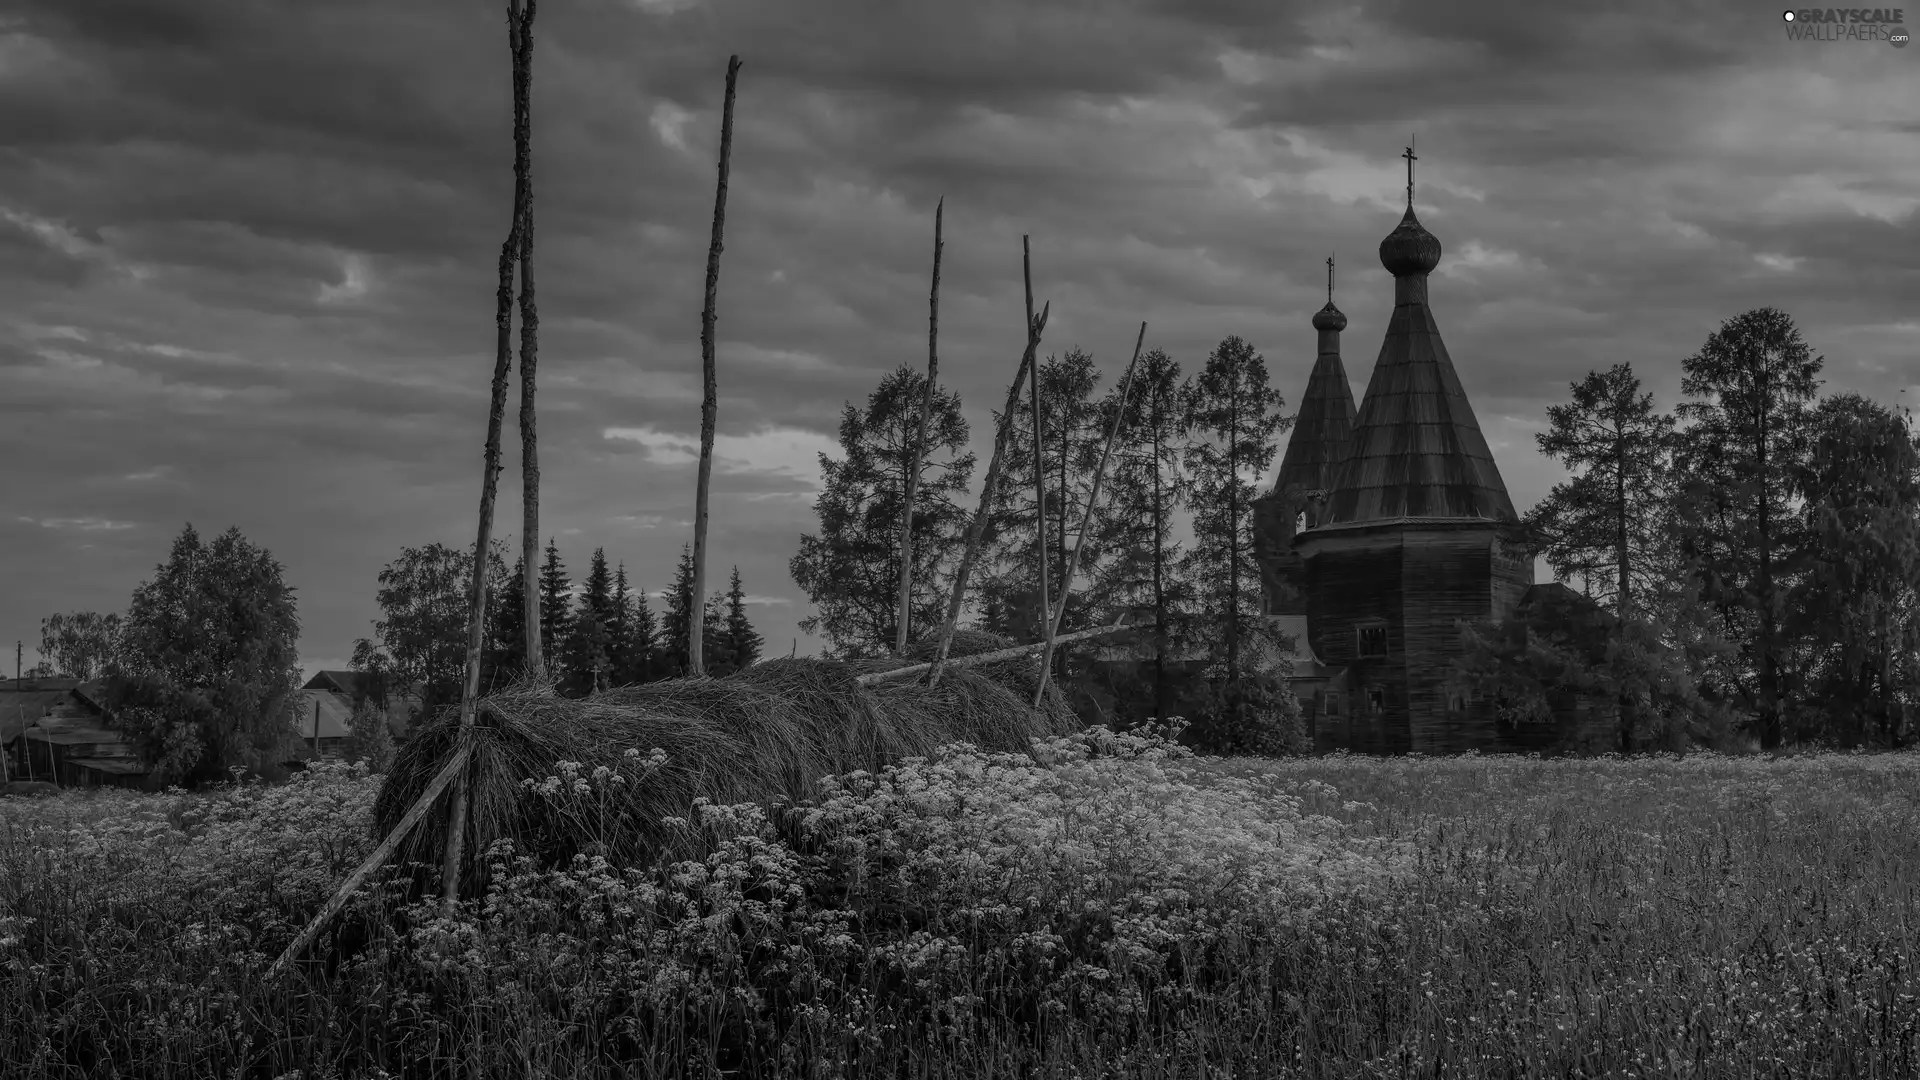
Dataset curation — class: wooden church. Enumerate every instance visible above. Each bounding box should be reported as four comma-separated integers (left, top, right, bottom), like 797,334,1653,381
1252,148,1567,755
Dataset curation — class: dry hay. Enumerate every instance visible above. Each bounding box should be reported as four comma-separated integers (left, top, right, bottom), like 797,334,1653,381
373,640,1074,895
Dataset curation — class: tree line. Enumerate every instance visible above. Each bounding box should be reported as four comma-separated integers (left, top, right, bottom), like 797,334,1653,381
349,538,764,720
26,309,1914,780
788,335,1299,751
788,308,1918,753
1461,307,1918,751
26,528,765,785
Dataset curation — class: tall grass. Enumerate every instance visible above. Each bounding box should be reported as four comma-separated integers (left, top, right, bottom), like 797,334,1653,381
3,741,1917,1078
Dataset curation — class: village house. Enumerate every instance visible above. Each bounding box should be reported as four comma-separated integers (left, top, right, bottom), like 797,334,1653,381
300,670,425,743
1,676,157,791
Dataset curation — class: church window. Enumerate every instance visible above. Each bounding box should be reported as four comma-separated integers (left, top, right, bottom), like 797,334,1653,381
1367,687,1384,713
1356,620,1388,659
1325,691,1341,716
1447,691,1464,713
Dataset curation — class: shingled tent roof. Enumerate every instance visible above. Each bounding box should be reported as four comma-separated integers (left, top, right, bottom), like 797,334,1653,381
1320,205,1518,526
1271,297,1358,499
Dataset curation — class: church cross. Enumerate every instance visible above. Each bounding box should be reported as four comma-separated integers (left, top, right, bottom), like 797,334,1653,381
1326,255,1335,303
1402,137,1417,209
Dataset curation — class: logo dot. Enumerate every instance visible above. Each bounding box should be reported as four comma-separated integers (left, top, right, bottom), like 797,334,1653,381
1782,9,1796,20
1892,24,1910,47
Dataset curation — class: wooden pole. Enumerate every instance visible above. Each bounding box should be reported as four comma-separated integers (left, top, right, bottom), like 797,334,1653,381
515,0,545,687
1024,236,1052,702
444,0,533,907
894,197,943,656
270,742,473,983
927,248,1049,688
311,695,320,757
859,618,1133,685
690,55,742,678
1034,321,1146,707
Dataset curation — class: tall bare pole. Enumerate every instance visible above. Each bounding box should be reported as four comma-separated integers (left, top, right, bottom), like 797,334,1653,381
516,0,544,686
894,197,944,655
690,55,742,678
928,243,1049,687
1034,321,1146,707
1023,236,1052,693
444,0,534,907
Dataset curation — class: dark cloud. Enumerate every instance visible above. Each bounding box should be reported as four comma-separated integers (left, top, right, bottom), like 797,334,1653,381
1,0,1913,672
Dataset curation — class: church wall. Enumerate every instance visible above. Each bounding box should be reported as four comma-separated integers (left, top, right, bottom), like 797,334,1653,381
1303,533,1410,754
1400,530,1497,754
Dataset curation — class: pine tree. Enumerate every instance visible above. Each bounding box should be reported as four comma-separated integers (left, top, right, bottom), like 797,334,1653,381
487,555,527,691
1524,363,1680,751
722,565,764,673
1786,392,1920,746
537,539,571,679
662,543,696,677
790,366,975,658
1181,335,1290,729
1090,347,1197,721
1527,364,1678,624
983,348,1105,647
1672,308,1823,748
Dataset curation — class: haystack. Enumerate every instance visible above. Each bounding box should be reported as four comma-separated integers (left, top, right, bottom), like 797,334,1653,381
373,639,1075,894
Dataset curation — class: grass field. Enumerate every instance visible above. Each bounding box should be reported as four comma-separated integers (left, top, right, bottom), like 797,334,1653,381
3,735,1917,1079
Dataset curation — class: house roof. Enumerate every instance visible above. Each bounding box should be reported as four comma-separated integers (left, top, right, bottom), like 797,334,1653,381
1318,205,1519,528
303,670,366,696
17,716,140,758
291,689,355,741
0,682,93,745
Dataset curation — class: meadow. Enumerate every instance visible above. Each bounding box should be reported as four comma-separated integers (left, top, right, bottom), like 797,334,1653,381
2,733,1916,1079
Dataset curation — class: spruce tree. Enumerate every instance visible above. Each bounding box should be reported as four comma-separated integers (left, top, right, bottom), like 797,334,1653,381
488,555,527,691
608,562,634,686
723,565,764,673
537,539,571,677
632,580,658,683
559,547,614,693
662,543,696,677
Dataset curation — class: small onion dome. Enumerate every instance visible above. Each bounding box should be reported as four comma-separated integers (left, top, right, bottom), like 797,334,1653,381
1312,300,1347,332
1378,205,1442,277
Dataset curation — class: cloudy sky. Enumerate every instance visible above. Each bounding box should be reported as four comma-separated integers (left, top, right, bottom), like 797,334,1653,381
2,0,1915,676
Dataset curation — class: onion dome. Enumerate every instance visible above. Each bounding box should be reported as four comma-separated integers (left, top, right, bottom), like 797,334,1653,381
1378,205,1442,278
1312,300,1347,332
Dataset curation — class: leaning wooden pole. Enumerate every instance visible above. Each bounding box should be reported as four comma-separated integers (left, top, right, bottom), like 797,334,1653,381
927,244,1050,687
443,0,535,907
271,743,473,982
690,54,742,678
894,197,943,656
1034,321,1147,707
860,618,1133,685
515,0,544,687
1023,236,1052,701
